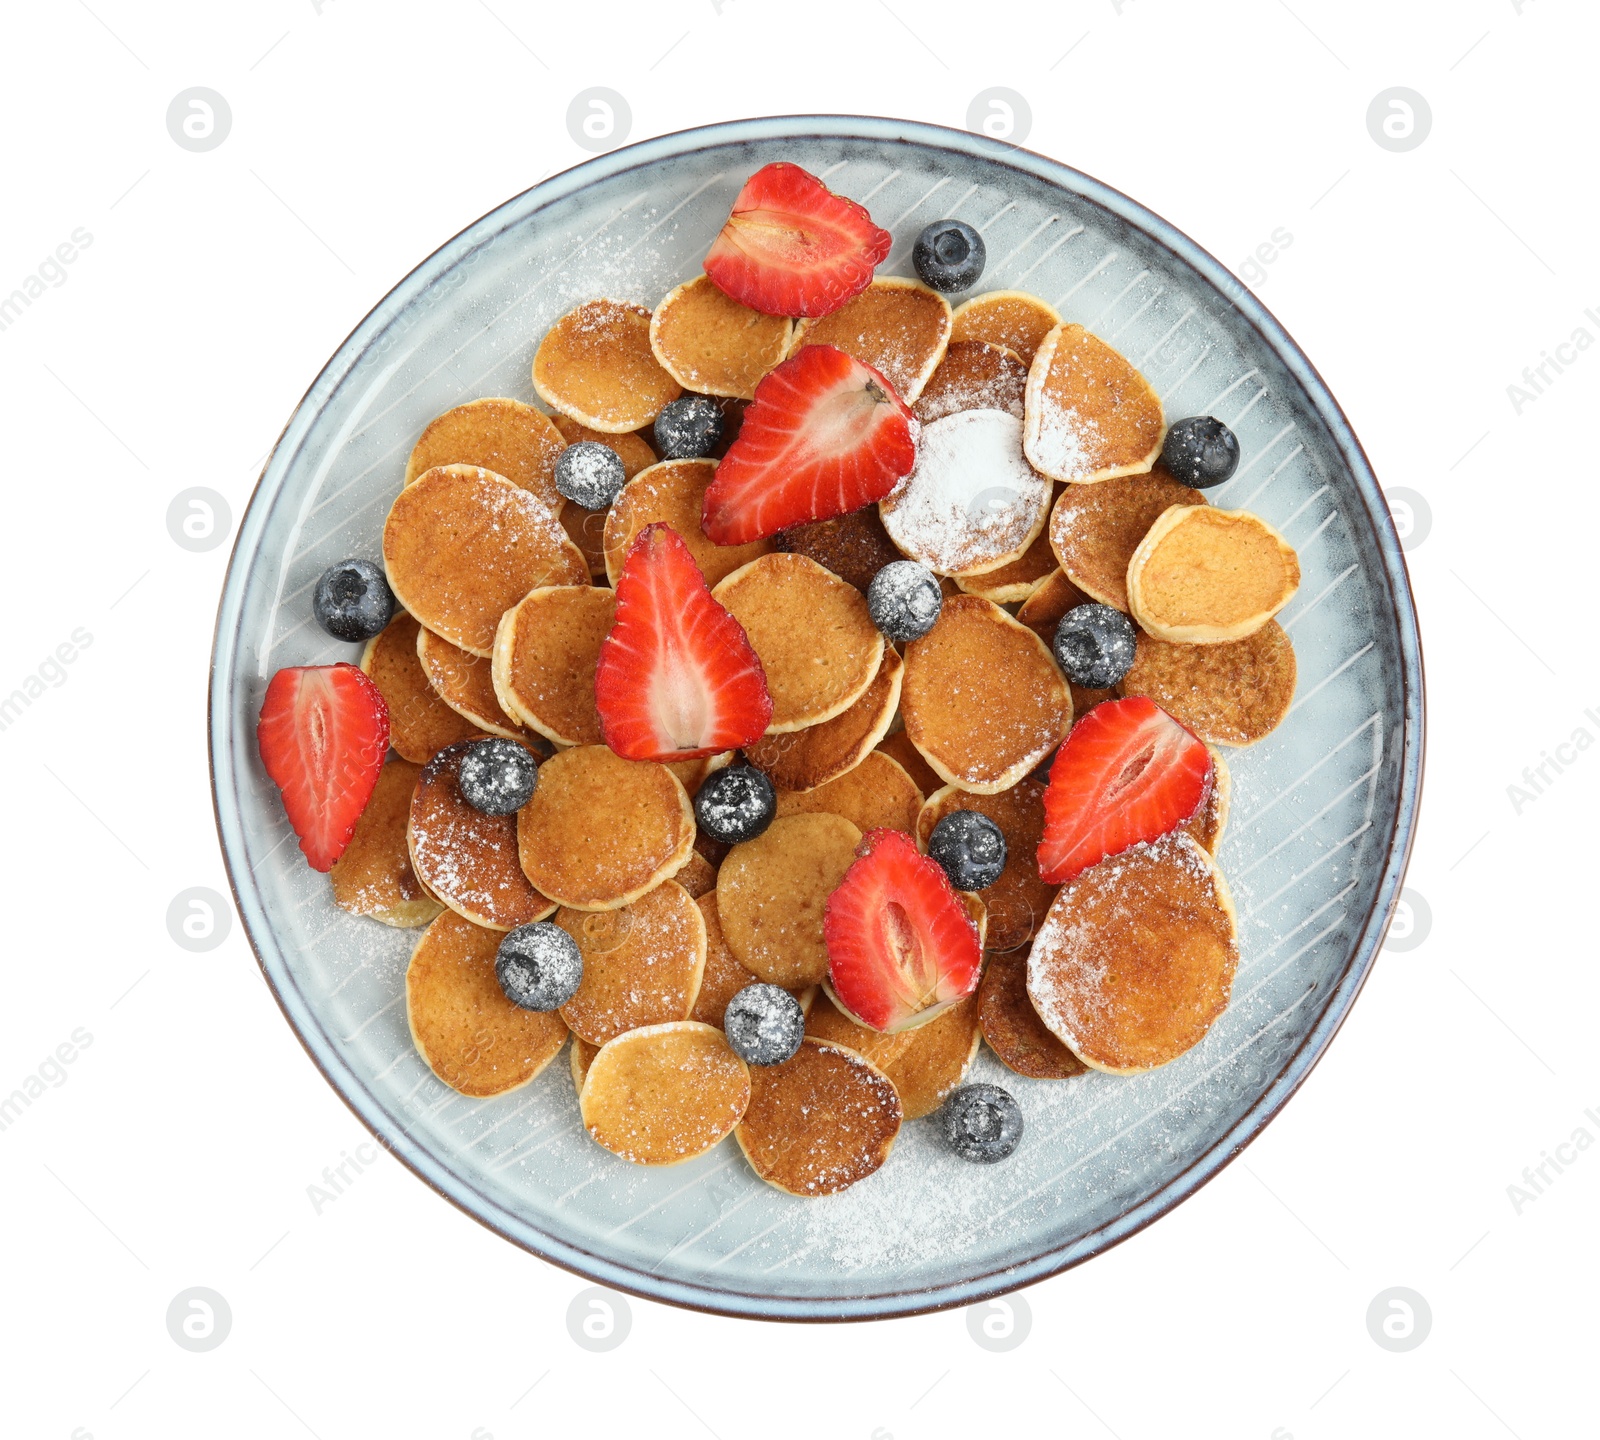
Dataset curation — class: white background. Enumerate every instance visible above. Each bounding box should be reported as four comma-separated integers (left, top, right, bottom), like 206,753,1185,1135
1,0,1593,1435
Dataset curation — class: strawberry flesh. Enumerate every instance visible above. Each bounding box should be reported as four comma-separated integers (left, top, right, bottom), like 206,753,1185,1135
703,162,892,318
1037,696,1211,884
824,829,984,1033
701,345,917,545
594,522,772,761
257,663,391,872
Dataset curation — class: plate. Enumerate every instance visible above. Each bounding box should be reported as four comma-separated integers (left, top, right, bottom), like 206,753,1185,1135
209,116,1423,1320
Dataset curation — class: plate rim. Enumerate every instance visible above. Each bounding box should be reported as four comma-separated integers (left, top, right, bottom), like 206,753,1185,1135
209,113,1426,1322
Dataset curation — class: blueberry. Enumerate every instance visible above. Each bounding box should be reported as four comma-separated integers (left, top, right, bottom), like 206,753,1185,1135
495,922,583,1011
913,219,986,293
554,441,627,510
312,559,395,643
457,738,539,815
1161,416,1239,488
867,560,943,643
723,983,805,1066
928,810,1007,890
1053,603,1136,689
694,765,776,846
654,395,725,460
940,1083,1024,1163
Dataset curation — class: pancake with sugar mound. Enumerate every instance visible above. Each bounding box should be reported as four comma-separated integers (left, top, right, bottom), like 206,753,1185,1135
649,275,794,399
404,397,565,512
788,277,952,402
362,612,488,764
415,625,529,741
330,757,443,928
602,459,771,588
745,648,902,793
1048,466,1208,612
532,298,682,433
492,585,615,747
773,749,922,835
1023,323,1165,483
915,339,1028,425
949,290,1061,367
1119,622,1296,747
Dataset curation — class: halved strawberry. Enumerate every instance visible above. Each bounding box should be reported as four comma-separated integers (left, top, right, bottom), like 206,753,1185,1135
1037,696,1211,884
824,829,984,1033
701,345,917,545
257,663,390,872
703,162,892,318
594,522,772,761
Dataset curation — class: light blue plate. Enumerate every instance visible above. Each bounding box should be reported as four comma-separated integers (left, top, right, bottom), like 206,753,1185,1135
210,116,1423,1320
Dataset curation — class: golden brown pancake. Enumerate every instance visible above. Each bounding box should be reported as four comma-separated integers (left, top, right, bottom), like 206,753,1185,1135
1182,746,1231,854
874,728,941,799
916,780,1056,952
715,813,861,986
879,992,983,1119
602,459,771,588
955,520,1059,603
580,1021,749,1165
532,298,682,433
570,1035,600,1092
406,910,568,1097
408,740,555,931
1047,467,1209,612
361,611,487,764
649,275,793,399
789,277,951,402
675,849,718,900
383,465,588,657
745,648,902,792
1012,570,1118,717
949,290,1061,366
330,757,443,927
664,751,732,799
901,595,1072,793
404,398,565,512
555,881,705,1044
492,585,615,747
415,624,528,740
805,988,915,1070
712,555,884,732
548,413,658,477
1127,505,1301,642
692,890,758,1027
735,1037,902,1196
1023,324,1165,483
517,746,694,910
559,501,610,581
773,507,904,595
773,749,923,835
978,955,1086,1079
1119,622,1296,747
914,339,1028,426
1027,832,1238,1074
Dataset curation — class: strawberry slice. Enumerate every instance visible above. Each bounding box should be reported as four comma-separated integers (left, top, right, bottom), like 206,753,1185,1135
701,345,917,545
1037,696,1212,884
257,663,391,872
824,829,984,1033
594,522,772,761
703,162,892,318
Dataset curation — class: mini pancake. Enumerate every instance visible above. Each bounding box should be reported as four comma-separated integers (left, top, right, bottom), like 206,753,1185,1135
571,1035,600,1091
774,749,922,835
1028,832,1238,1074
1126,505,1301,643
805,987,915,1070
950,291,1061,366
1047,467,1209,613
1183,746,1231,854
774,508,904,595
916,780,1056,952
1023,323,1165,483
581,1021,750,1165
978,955,1086,1079
914,339,1028,426
517,745,695,910
559,502,610,581
874,728,940,799
901,595,1073,793
492,585,616,747
403,397,565,512
689,893,813,1030
361,611,487,763
676,849,718,900
735,1037,902,1196
880,409,1053,577
955,514,1059,603
879,993,983,1119
745,648,902,792
548,413,658,477
602,459,771,588
712,555,884,732
555,881,705,1044
664,751,733,799
532,298,682,433
1119,622,1296,747
1014,570,1118,716
416,625,528,741
409,739,555,930
715,812,862,986
331,757,443,927
789,277,952,403
383,465,588,657
406,910,568,1097
649,275,793,399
